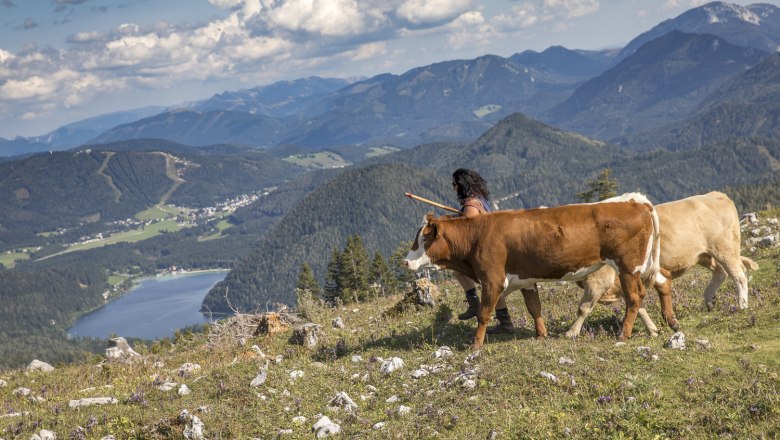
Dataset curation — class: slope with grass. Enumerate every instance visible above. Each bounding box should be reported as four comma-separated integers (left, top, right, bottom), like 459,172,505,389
1,213,778,439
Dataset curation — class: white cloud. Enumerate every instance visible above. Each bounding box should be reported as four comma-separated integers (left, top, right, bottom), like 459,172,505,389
0,48,15,63
208,0,244,8
447,11,497,48
68,31,106,43
543,0,599,19
343,41,386,60
494,3,539,29
0,76,59,100
263,0,368,36
396,0,473,25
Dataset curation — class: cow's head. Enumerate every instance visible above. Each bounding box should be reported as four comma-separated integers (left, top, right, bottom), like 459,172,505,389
404,213,441,271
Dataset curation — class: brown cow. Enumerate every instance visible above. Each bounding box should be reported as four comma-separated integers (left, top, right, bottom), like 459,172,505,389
564,191,759,338
404,193,675,349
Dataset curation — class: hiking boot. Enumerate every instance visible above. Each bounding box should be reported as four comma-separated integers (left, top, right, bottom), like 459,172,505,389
457,294,480,320
487,308,514,334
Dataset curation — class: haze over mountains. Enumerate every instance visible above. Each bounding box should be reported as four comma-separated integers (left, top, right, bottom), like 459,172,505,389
3,1,780,366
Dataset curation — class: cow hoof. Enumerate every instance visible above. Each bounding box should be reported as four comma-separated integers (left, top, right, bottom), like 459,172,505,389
705,302,715,312
649,331,659,338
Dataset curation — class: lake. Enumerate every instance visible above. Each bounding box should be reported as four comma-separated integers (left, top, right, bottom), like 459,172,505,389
68,270,228,340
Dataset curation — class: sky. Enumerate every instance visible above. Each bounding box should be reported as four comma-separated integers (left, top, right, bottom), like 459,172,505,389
0,0,777,138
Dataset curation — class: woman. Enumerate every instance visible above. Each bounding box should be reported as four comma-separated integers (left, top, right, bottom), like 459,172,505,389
451,168,514,334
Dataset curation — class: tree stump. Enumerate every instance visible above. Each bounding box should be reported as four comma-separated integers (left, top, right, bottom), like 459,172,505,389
386,278,438,315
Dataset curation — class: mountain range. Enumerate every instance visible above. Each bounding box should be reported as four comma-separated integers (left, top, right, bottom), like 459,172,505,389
2,2,780,158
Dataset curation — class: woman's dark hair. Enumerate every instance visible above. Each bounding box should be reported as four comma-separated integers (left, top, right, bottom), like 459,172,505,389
452,168,490,202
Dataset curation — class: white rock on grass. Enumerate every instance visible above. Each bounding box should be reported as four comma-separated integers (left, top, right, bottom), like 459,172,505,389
433,346,453,359
332,317,345,329
312,415,341,438
665,332,686,350
558,357,575,365
12,387,30,397
289,370,304,380
397,405,412,416
153,362,165,369
179,409,206,440
250,361,269,388
26,360,54,373
159,382,177,392
410,369,429,379
179,363,201,375
292,416,307,424
373,422,386,430
277,429,293,435
68,397,118,409
328,391,358,413
178,384,191,396
0,379,6,387
351,355,363,363
251,345,266,358
380,357,404,374
540,372,558,383
695,339,712,349
386,395,399,403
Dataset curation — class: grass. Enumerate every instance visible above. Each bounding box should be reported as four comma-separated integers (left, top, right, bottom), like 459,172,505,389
37,221,185,261
473,104,502,118
135,205,183,221
107,274,129,286
282,152,351,169
198,218,234,242
3,227,779,438
0,251,30,268
365,146,401,158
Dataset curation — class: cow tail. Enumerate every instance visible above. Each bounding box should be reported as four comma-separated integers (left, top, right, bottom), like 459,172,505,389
646,202,662,286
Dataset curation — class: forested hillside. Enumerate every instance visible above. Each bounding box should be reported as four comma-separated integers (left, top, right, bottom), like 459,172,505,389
204,113,780,312
0,265,106,369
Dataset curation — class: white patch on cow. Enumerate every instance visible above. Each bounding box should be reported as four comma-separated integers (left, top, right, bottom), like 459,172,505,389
503,262,608,295
655,271,668,285
404,237,431,271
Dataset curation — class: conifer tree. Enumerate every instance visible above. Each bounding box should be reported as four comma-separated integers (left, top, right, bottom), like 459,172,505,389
339,234,370,302
369,251,397,297
295,263,321,298
390,241,416,288
577,168,619,202
323,247,342,304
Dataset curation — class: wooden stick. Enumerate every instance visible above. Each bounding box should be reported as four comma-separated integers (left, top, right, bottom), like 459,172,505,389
404,192,460,214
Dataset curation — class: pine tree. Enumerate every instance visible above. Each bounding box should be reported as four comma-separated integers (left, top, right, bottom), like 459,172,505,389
295,263,321,298
339,234,370,303
323,247,342,304
390,241,416,289
369,251,397,297
576,168,619,202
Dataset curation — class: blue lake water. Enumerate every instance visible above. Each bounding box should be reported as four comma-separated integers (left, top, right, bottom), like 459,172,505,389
68,271,228,340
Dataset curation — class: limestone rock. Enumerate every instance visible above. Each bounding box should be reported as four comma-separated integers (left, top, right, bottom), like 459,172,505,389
289,323,322,348
380,357,404,374
328,391,358,413
312,415,341,438
433,346,453,359
26,360,54,373
250,362,269,388
665,332,686,350
179,409,206,440
159,382,177,392
332,317,344,329
178,384,191,396
105,337,139,361
540,372,558,383
68,397,118,409
178,363,201,375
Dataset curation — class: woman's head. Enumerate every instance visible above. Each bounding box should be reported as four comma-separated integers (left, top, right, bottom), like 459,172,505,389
452,168,490,202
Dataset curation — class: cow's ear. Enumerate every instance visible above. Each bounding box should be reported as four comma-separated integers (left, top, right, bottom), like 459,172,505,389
425,212,436,223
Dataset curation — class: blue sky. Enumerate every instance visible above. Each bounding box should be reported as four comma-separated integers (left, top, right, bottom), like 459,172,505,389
0,0,776,138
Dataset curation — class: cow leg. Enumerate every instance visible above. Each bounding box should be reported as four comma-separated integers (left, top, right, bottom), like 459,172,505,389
637,308,658,337
718,258,750,310
618,272,645,341
654,268,679,330
703,262,728,311
521,285,547,339
565,267,617,338
472,279,505,350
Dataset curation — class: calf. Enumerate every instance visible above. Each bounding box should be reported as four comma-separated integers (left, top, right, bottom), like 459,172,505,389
564,191,758,338
405,193,673,349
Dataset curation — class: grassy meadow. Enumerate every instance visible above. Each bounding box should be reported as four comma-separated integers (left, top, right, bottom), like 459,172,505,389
1,220,779,439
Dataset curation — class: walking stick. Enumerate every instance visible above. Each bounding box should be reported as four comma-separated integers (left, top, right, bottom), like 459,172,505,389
404,192,460,214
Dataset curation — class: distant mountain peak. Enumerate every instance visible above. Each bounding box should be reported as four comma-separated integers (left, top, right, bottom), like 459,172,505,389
702,2,763,26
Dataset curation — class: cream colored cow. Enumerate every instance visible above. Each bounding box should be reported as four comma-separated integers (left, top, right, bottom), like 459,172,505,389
565,191,758,338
